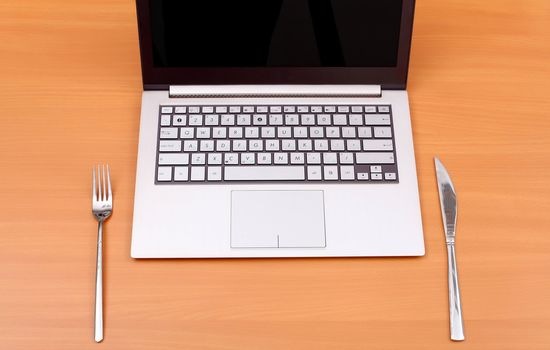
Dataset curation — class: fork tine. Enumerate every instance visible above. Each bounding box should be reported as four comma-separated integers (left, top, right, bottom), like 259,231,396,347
106,164,112,202
97,165,103,202
102,165,106,202
92,166,97,202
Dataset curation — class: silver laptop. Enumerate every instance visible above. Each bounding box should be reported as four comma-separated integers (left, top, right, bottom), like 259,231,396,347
131,0,424,258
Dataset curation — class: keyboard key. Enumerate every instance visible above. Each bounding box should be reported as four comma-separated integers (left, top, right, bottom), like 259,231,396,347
340,166,355,180
196,128,210,139
314,139,329,151
337,106,350,113
208,153,222,165
172,115,187,126
357,172,369,180
342,127,356,138
378,106,390,113
298,140,312,151
224,153,238,164
212,127,227,138
326,127,340,138
253,114,267,125
157,167,172,181
243,106,254,113
371,173,383,180
249,140,263,151
183,140,198,152
269,114,283,125
285,114,299,125
363,139,393,151
297,106,309,113
160,127,178,139
356,153,395,164
278,127,292,138
385,172,397,180
293,127,308,138
224,166,305,181
281,140,296,151
229,106,241,113
349,114,363,125
311,106,322,113
221,114,235,125
188,115,203,126
258,153,272,164
365,114,391,125
370,166,382,173
245,127,259,138
347,139,361,151
216,140,230,152
301,114,315,125
358,127,373,138
284,106,296,113
323,153,337,164
161,106,173,114
200,140,214,151
215,106,227,113
229,127,243,138
241,153,255,164
175,106,186,113
270,106,282,113
205,115,219,126
202,106,214,113
333,114,347,125
266,140,280,151
324,106,336,113
232,140,247,151
159,140,181,152
188,106,200,113
237,114,251,125
274,153,288,164
317,114,331,125
339,153,354,164
180,127,194,139
208,167,222,181
324,166,339,180
364,106,377,113
174,166,189,181
191,167,206,181
307,153,321,164
261,127,276,138
351,106,363,113
374,127,392,138
191,153,206,165
310,127,324,138
330,139,345,151
158,153,189,165
307,166,322,180
160,115,171,126
290,152,305,164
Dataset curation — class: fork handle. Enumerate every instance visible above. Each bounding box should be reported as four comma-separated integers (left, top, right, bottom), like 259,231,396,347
447,243,465,341
94,221,104,342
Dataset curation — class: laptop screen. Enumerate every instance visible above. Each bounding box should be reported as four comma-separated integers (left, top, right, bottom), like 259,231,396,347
149,0,403,68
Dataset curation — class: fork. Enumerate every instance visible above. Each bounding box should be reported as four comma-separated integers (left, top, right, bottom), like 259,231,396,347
92,165,112,343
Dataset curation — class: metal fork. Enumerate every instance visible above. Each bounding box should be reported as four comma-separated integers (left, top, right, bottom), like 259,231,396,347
92,165,112,343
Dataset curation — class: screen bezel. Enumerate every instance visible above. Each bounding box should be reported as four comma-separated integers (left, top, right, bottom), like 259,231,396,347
135,0,415,90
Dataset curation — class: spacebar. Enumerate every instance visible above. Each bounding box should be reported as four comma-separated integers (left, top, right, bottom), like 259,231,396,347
224,166,305,181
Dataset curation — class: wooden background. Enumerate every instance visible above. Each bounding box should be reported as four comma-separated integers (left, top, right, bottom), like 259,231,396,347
1,0,549,349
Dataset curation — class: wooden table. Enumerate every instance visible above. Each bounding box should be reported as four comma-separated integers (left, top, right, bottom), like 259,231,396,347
1,0,549,349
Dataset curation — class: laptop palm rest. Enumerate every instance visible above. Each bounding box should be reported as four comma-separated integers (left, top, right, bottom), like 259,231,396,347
230,191,327,248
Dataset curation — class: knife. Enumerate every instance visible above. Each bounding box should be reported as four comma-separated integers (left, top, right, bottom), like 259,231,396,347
435,157,465,341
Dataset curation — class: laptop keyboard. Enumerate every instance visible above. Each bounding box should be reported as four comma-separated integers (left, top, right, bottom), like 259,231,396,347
156,105,398,183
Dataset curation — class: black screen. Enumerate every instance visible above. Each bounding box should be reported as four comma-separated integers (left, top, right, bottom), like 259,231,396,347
150,0,403,68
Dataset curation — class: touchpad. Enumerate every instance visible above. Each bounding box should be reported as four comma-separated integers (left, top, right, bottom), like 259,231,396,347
231,191,326,248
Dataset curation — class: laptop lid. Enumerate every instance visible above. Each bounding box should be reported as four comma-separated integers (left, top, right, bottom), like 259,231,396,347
136,0,415,90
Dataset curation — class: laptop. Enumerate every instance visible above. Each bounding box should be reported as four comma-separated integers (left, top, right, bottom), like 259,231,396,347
131,0,424,258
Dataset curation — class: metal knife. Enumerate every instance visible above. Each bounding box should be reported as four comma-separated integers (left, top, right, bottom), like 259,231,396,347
435,157,465,341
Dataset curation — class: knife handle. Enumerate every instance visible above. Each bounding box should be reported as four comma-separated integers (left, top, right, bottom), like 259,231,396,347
446,243,465,341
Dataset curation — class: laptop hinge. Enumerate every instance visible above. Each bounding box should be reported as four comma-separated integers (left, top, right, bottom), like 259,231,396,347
168,85,382,98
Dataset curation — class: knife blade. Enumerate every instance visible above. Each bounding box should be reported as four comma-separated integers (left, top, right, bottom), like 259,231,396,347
434,157,465,341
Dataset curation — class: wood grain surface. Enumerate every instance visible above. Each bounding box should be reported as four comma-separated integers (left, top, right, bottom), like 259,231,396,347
1,0,549,349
